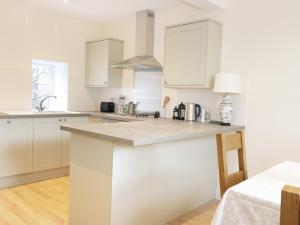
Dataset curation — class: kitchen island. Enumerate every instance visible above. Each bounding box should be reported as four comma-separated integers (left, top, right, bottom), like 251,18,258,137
61,118,244,225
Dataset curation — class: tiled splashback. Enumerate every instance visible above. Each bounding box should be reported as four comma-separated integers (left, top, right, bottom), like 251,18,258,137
97,71,162,113
97,88,161,112
96,74,246,124
134,71,162,112
97,87,244,123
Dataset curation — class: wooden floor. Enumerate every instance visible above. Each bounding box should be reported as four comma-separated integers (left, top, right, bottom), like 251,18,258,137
166,200,218,225
0,177,69,225
0,177,218,225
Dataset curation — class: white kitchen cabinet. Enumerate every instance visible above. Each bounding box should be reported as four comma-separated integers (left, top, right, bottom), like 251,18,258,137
33,117,89,171
164,20,222,88
33,118,62,171
0,119,33,177
61,117,89,167
86,39,124,88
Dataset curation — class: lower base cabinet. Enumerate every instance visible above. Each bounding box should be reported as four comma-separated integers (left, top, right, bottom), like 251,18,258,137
33,117,89,171
33,118,62,171
0,116,89,178
0,119,33,177
61,117,89,167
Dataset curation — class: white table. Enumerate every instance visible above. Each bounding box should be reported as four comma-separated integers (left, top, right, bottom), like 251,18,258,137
212,161,300,225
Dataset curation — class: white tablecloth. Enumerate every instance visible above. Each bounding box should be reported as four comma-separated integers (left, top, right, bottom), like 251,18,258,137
212,161,300,225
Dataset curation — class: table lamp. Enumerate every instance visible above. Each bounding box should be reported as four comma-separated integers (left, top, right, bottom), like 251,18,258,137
213,73,241,126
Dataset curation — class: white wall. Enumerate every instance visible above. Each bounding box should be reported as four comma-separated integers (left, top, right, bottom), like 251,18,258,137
99,0,300,176
0,0,103,111
221,0,300,175
102,17,136,88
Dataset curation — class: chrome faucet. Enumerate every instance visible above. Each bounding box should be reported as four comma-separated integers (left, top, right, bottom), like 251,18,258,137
36,95,57,112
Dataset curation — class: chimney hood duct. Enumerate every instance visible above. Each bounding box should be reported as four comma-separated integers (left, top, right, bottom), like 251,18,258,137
111,10,162,72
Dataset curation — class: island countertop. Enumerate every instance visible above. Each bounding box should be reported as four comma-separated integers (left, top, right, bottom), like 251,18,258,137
61,118,245,146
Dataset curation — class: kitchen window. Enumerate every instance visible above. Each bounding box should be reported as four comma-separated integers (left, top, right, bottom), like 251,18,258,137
32,60,68,111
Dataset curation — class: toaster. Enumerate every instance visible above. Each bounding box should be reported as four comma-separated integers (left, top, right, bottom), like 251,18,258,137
100,102,115,113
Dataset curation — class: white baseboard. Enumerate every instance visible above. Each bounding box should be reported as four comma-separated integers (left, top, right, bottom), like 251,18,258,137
0,167,69,189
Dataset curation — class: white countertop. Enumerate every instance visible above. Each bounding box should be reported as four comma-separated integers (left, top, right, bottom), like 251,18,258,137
0,110,89,118
61,117,245,146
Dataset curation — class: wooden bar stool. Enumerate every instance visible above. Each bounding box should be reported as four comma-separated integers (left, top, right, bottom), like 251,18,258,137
280,185,300,225
216,131,248,197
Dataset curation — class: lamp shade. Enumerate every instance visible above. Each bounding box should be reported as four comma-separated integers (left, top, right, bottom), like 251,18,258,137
213,73,241,94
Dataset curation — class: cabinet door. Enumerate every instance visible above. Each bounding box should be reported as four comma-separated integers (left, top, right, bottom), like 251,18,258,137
33,118,62,171
61,117,89,167
0,119,33,177
164,21,208,87
86,41,109,87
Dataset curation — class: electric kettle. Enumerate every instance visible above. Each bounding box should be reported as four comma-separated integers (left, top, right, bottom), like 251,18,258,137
185,103,201,121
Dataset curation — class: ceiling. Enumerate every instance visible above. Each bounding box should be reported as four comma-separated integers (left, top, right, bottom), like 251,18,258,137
26,0,178,23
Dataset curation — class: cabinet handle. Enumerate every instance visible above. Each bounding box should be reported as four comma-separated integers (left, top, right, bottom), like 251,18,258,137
164,81,168,84
6,120,11,124
59,118,62,122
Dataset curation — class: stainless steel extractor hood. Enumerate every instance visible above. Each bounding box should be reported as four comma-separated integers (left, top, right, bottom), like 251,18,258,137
111,10,162,72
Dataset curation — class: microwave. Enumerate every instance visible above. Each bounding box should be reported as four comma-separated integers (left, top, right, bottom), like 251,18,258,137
100,102,115,113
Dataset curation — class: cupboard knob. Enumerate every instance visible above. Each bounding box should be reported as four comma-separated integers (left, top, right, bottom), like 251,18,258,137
59,119,62,122
6,120,11,124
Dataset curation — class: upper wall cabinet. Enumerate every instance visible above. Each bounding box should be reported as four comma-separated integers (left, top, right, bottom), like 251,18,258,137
164,20,222,88
86,39,124,88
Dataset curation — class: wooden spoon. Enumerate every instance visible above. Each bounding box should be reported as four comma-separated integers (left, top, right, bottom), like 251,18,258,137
163,96,170,109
